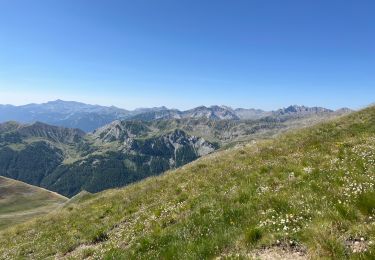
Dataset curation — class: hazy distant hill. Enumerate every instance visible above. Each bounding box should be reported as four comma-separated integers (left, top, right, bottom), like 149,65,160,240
0,100,351,132
0,100,131,132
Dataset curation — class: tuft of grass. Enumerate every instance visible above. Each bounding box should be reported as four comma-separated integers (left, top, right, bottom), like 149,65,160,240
91,229,109,243
244,227,263,245
356,192,375,216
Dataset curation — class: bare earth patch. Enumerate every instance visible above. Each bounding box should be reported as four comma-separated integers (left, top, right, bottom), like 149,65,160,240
217,241,308,259
345,237,370,254
250,246,307,260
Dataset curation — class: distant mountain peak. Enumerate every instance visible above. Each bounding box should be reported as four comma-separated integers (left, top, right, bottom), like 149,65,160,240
276,105,333,115
184,105,239,120
51,99,64,103
218,105,233,110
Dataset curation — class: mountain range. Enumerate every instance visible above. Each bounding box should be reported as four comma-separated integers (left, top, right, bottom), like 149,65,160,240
0,102,351,197
0,100,351,132
0,105,373,259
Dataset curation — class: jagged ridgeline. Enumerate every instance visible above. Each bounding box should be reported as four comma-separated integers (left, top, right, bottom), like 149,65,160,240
0,106,373,259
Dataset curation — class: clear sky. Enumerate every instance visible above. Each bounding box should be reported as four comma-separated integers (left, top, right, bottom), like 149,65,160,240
0,0,374,110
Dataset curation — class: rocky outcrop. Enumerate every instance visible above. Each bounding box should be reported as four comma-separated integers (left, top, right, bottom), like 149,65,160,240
182,106,239,120
93,120,150,142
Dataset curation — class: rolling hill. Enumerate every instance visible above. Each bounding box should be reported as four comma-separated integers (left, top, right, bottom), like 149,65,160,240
0,106,373,259
0,176,67,230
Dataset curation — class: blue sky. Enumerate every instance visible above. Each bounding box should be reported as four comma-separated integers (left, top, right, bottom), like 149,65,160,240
0,0,374,110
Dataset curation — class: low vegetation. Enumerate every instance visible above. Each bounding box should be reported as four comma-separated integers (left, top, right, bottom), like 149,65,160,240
0,106,374,259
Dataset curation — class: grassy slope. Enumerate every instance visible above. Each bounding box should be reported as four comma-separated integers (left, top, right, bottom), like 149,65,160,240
0,176,67,230
0,107,374,259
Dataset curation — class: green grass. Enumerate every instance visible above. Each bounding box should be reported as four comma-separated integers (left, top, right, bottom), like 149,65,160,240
0,106,374,259
0,176,67,230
